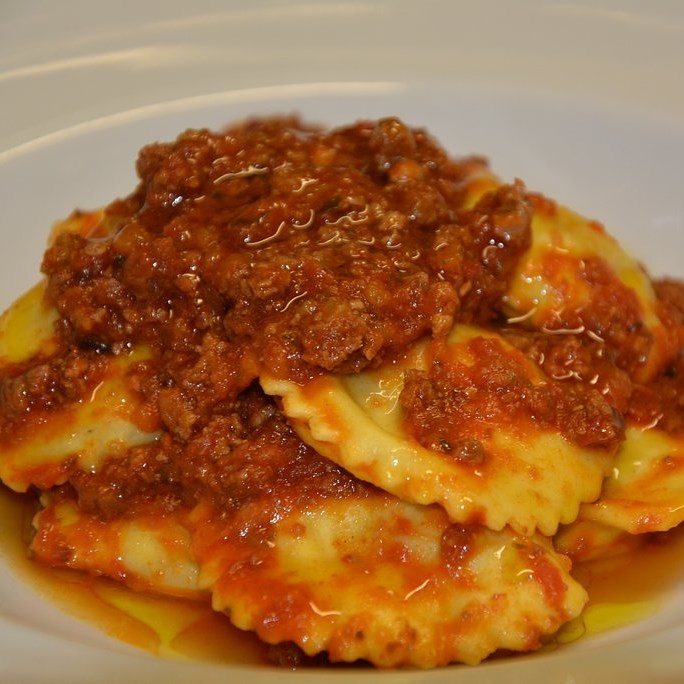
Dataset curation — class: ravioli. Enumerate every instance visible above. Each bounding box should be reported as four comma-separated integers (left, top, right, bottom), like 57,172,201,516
0,281,59,370
0,317,158,494
32,490,201,598
0,217,159,493
502,194,671,381
455,167,672,381
580,426,684,534
193,489,586,667
261,324,615,536
550,417,684,560
0,360,157,492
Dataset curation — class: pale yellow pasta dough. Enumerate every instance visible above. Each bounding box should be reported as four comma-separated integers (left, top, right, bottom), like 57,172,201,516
581,426,684,534
197,491,586,668
261,325,613,536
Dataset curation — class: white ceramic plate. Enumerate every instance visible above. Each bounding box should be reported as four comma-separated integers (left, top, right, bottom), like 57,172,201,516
1,1,684,682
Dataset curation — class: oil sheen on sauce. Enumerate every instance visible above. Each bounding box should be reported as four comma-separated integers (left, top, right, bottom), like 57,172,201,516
1,483,684,666
0,485,270,665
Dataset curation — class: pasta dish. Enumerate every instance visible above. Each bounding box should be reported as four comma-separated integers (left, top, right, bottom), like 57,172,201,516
1,116,683,668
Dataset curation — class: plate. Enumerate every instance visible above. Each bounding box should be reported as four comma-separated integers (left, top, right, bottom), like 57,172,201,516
1,1,684,682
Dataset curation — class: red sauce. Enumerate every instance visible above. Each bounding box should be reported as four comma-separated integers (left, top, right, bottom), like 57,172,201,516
400,334,624,458
2,116,684,667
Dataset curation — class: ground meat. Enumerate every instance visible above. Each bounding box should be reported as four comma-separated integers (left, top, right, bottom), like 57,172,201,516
502,329,636,415
41,117,530,386
64,385,367,521
0,351,107,432
400,336,624,452
14,115,684,520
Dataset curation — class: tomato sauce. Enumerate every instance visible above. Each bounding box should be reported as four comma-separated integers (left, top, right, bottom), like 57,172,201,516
2,115,684,667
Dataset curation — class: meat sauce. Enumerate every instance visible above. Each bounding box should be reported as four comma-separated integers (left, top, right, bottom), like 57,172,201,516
22,116,538,519
4,114,684,519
